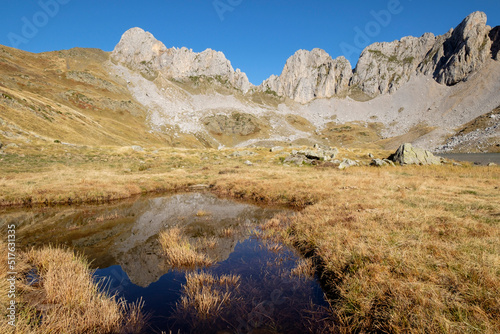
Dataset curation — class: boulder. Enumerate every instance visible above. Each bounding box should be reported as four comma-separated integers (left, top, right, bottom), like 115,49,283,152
339,159,358,170
270,146,284,153
388,143,442,165
370,159,395,167
131,145,144,152
283,154,312,166
294,146,338,161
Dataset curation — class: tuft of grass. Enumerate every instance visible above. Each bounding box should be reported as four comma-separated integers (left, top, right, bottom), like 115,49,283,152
159,227,213,269
0,243,145,334
290,258,315,279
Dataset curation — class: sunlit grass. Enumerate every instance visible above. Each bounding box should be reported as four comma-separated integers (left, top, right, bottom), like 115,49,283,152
0,243,145,334
176,271,241,320
1,145,499,332
159,227,213,269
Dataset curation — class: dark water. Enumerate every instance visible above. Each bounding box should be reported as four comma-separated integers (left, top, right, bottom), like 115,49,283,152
1,193,333,333
437,153,500,165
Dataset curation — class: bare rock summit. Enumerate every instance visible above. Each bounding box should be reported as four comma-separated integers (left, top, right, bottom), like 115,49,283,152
260,49,352,103
351,33,436,97
431,11,492,85
111,27,251,92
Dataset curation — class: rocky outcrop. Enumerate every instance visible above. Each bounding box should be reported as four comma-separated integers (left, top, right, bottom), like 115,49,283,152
203,113,262,136
111,27,251,92
260,49,352,103
338,159,358,170
114,12,496,102
370,159,395,167
353,12,495,96
282,145,339,165
351,34,436,96
490,26,500,60
431,11,492,85
111,27,167,80
388,143,442,165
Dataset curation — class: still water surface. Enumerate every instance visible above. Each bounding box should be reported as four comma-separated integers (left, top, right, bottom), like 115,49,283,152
437,153,500,165
2,193,333,333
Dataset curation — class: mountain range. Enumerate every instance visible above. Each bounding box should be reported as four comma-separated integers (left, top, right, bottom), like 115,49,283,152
0,11,499,152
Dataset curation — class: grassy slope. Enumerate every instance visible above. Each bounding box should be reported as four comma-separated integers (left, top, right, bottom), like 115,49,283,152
0,45,175,147
1,145,499,332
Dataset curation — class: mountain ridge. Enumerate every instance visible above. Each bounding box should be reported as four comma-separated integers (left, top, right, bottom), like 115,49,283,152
0,11,499,153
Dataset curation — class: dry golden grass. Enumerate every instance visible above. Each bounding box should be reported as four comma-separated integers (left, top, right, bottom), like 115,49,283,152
159,227,213,269
261,166,500,333
1,145,499,332
176,271,240,320
0,243,145,334
290,258,315,279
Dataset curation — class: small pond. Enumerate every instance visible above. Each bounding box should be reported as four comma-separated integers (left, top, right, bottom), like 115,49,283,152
1,193,334,333
437,153,500,165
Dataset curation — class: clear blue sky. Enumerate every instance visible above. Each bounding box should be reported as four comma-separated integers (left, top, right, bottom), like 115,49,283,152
1,0,499,85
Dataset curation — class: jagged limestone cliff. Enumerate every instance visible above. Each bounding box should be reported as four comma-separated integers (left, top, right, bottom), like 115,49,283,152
262,11,499,101
111,27,251,93
260,49,352,103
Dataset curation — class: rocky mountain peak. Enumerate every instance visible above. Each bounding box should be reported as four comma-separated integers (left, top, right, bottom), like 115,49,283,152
351,33,436,96
432,11,492,85
260,48,352,103
349,11,497,97
112,27,167,80
111,28,251,92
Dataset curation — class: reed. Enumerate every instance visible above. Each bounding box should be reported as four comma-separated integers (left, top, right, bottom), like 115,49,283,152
159,227,213,269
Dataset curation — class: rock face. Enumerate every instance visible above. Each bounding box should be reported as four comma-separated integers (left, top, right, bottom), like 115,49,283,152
490,26,500,60
111,27,251,92
388,143,442,165
114,12,497,102
351,34,436,96
261,49,352,103
263,11,498,101
353,12,496,96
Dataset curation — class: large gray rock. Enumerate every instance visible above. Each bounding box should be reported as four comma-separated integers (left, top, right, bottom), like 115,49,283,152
370,159,395,167
111,27,251,92
260,49,352,103
352,34,436,96
338,159,358,170
292,146,338,161
389,143,442,165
